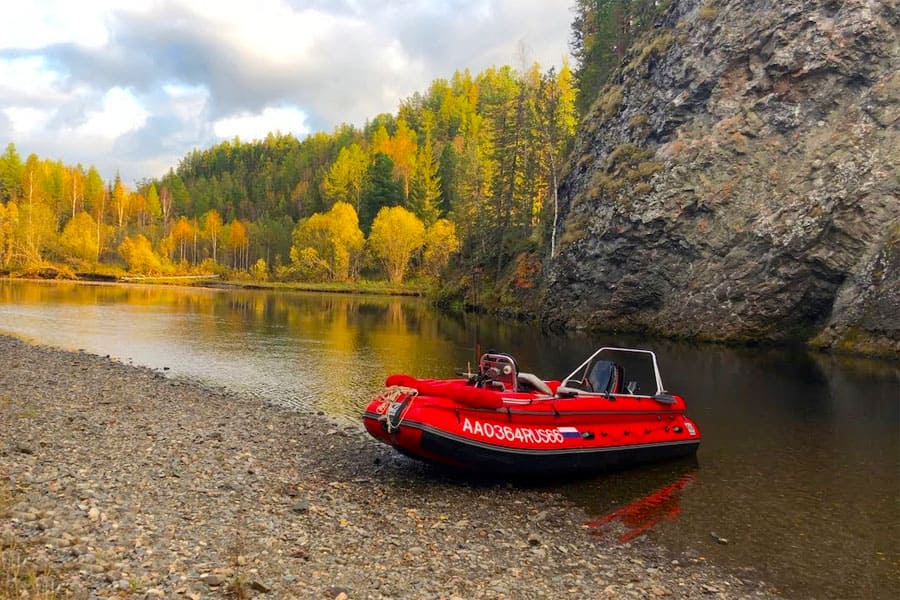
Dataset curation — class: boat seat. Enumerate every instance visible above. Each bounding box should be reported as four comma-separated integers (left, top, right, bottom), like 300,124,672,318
516,372,553,395
585,360,624,395
560,380,591,393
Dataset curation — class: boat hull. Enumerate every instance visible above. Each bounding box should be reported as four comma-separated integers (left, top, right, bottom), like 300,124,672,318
372,416,700,475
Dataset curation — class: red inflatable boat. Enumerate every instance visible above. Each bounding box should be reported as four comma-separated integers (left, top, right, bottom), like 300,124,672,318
363,347,701,475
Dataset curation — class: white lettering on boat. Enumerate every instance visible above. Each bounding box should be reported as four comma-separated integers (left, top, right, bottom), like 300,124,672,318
461,418,565,444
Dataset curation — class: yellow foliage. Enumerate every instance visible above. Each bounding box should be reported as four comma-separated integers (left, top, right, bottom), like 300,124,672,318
368,205,425,284
251,258,268,281
288,246,331,280
291,201,364,281
118,234,163,274
203,209,223,263
321,144,367,209
385,118,418,199
328,202,362,244
222,219,249,269
422,218,460,278
158,234,176,260
171,216,197,260
59,211,99,263
0,201,18,267
17,200,55,264
111,176,129,227
226,219,247,249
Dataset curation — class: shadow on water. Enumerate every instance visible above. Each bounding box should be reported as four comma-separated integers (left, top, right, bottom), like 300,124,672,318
0,280,897,600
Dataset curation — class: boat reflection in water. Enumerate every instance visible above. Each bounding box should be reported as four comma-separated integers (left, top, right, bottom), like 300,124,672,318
568,458,699,543
586,474,696,543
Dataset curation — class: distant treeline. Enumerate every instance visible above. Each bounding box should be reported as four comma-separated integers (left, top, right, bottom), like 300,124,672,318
0,1,662,298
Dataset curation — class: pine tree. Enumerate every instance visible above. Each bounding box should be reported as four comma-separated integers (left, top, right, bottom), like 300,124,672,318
0,143,23,202
360,153,402,234
410,129,441,224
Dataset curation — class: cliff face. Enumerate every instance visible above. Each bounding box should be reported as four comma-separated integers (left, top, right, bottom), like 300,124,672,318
543,0,899,356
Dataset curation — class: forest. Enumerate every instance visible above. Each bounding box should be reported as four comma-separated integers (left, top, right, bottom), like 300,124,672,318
0,0,661,307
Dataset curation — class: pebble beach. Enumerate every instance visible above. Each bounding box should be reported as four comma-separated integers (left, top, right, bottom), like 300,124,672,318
0,335,780,599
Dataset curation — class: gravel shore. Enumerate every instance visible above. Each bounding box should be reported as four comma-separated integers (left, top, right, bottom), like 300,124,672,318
0,335,780,599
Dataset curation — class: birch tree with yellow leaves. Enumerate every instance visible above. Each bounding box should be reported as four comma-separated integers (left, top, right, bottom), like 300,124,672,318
368,206,425,284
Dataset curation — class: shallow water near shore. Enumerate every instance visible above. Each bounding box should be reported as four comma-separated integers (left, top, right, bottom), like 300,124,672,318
1,279,897,599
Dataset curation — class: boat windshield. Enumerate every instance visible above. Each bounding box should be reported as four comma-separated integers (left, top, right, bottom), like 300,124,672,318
560,347,666,397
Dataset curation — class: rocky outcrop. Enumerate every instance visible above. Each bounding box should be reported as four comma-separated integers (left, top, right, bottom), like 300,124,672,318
810,226,900,355
543,0,899,356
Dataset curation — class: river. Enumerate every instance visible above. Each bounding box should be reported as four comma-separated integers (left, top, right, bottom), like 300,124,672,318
1,279,897,599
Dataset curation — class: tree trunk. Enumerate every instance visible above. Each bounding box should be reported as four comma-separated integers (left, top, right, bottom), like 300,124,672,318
71,172,77,218
550,153,559,258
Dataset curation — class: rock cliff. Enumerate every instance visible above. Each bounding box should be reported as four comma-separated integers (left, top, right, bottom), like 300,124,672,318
543,0,899,357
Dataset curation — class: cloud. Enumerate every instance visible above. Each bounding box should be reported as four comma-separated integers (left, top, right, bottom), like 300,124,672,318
213,106,311,141
3,107,55,134
0,56,67,105
0,0,117,50
163,83,209,123
0,0,572,182
0,111,11,140
73,87,149,139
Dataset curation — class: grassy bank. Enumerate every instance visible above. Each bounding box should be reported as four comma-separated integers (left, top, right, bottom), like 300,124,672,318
3,268,426,297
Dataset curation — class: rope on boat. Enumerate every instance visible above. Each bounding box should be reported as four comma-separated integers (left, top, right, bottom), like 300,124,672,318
373,385,418,433
373,386,418,413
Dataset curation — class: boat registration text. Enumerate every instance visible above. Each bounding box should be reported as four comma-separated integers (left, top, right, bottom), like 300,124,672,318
461,417,566,444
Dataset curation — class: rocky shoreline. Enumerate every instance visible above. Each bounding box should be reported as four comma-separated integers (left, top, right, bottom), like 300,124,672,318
1,335,779,599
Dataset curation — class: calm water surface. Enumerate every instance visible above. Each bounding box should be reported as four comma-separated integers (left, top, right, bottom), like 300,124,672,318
1,280,897,599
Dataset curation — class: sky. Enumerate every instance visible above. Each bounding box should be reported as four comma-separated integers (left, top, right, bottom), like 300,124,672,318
0,0,573,184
